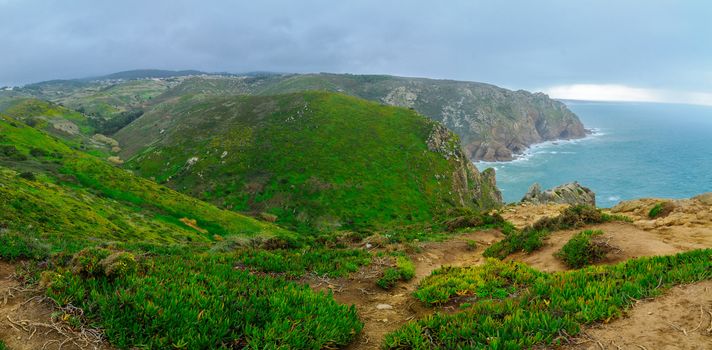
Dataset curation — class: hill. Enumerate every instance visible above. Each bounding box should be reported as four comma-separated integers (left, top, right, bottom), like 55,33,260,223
0,113,291,249
4,71,586,161
116,91,502,231
0,112,371,349
84,69,210,81
164,73,586,161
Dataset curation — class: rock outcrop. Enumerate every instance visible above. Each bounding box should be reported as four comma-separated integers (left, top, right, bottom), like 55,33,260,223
611,194,712,231
427,123,503,209
521,182,595,207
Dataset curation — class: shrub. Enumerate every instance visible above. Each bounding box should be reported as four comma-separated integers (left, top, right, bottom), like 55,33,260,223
0,231,50,261
377,267,403,289
533,205,603,232
18,171,36,181
0,340,6,350
443,209,505,232
99,252,137,278
555,230,612,268
69,247,111,277
377,255,415,289
483,227,548,259
466,239,477,251
484,205,616,260
649,202,674,219
30,147,47,157
0,145,27,161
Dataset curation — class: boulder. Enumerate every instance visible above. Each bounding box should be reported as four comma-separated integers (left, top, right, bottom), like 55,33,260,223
521,182,595,207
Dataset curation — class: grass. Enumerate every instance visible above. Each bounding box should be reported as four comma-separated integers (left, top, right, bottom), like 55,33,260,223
377,255,416,289
0,114,291,249
484,205,628,259
383,249,712,349
555,230,611,268
649,201,674,218
0,112,368,349
0,340,6,350
121,92,499,232
44,249,363,349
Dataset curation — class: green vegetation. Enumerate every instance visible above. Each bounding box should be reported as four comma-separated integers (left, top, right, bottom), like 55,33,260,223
384,249,712,349
120,92,499,232
377,255,416,289
484,205,625,259
649,201,674,218
235,248,371,278
0,340,6,350
0,113,366,349
44,249,362,349
555,230,612,268
0,230,49,261
466,239,477,251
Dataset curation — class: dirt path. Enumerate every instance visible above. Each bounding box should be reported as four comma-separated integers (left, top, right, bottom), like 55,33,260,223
310,229,503,350
0,262,113,350
509,222,690,272
326,201,712,349
565,280,712,350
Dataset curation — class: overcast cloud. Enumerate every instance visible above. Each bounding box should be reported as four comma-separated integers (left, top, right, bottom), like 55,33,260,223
1,0,711,104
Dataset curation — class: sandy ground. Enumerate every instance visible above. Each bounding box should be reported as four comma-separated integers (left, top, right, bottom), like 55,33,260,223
565,281,712,350
0,262,113,350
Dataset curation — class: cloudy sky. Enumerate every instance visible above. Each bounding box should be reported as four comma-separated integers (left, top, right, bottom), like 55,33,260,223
1,0,711,104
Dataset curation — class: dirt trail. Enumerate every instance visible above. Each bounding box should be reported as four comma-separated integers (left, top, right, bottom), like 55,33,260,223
0,262,113,350
310,229,503,350
565,280,712,350
326,202,712,350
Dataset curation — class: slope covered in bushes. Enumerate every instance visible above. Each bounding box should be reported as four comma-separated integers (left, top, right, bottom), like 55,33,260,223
118,91,501,231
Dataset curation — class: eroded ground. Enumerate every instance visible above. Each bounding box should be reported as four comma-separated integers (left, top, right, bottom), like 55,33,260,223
0,262,113,350
318,198,712,349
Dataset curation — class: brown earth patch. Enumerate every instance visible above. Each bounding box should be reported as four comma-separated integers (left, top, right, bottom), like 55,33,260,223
0,261,113,350
563,280,712,350
308,229,504,350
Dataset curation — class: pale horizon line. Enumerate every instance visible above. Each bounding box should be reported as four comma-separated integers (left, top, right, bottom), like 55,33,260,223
541,84,712,107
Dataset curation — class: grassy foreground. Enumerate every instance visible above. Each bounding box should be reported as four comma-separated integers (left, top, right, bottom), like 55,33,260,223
384,249,712,349
0,114,367,348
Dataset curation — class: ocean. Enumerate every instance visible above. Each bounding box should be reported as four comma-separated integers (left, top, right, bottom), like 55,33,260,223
476,101,712,208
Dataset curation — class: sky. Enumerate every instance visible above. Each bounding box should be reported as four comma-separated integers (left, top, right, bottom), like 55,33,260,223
1,0,711,105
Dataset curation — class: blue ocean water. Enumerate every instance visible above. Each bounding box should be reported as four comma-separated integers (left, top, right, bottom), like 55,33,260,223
476,102,712,208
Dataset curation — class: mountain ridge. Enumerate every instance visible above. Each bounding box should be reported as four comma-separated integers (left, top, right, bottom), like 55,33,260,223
3,70,586,161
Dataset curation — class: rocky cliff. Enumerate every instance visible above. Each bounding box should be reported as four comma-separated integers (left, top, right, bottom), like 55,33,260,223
521,182,596,207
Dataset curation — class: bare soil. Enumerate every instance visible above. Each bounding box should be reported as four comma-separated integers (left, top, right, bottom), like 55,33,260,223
564,281,712,350
0,262,113,350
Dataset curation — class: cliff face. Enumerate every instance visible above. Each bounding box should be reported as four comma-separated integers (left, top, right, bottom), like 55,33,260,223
426,123,503,209
351,77,587,161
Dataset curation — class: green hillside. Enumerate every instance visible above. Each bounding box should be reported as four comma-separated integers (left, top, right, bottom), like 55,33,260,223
0,113,366,349
4,72,586,161
118,91,502,231
160,73,586,161
0,113,291,249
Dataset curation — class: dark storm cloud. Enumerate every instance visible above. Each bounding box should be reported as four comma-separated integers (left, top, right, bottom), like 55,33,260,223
1,0,711,98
